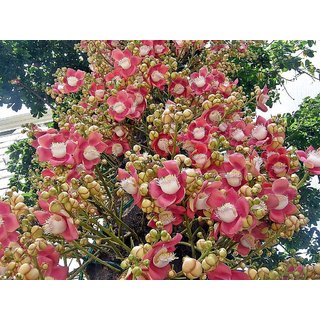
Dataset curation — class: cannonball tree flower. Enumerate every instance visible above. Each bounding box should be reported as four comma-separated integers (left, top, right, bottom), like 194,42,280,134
189,142,212,171
217,79,238,98
74,132,106,170
112,125,129,139
126,85,148,119
118,164,142,206
147,63,169,89
107,90,134,122
262,177,298,224
201,105,225,126
190,67,213,95
149,160,187,208
36,131,76,167
89,83,105,101
256,85,269,112
227,120,252,147
151,133,178,158
152,40,169,57
185,117,212,144
63,68,86,93
111,48,141,78
139,40,154,57
168,77,191,98
209,188,249,238
104,68,123,89
34,209,78,242
104,137,130,157
141,233,182,280
248,116,271,147
0,201,20,245
148,205,186,234
207,263,250,280
296,146,320,175
37,245,68,280
221,153,247,189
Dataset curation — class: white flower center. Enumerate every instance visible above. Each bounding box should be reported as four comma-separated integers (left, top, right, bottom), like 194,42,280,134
209,111,221,123
84,146,100,161
194,76,206,88
253,156,263,172
159,210,175,225
140,45,151,56
216,203,238,223
231,128,245,141
307,150,320,167
196,192,209,210
157,174,180,195
95,89,105,98
151,71,164,82
0,216,3,226
193,127,205,140
112,102,126,114
219,122,228,132
44,214,67,235
174,83,185,95
135,93,143,105
118,57,131,70
272,162,287,175
155,44,165,53
114,126,125,137
67,76,78,87
51,142,67,158
225,169,242,187
192,153,207,166
153,247,177,268
240,234,255,249
112,143,123,156
275,195,289,210
158,138,169,152
252,125,268,140
121,177,138,194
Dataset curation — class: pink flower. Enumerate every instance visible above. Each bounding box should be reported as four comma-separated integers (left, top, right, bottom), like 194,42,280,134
139,40,154,57
207,263,250,280
238,41,248,53
36,131,76,166
0,201,20,248
104,69,123,89
34,209,78,242
189,142,212,170
227,120,252,147
107,90,134,122
209,188,249,238
37,245,68,280
63,68,85,93
74,132,106,170
151,133,178,158
89,83,105,101
169,77,191,98
248,116,271,147
141,233,182,280
118,164,141,206
147,63,169,89
262,178,297,224
111,49,141,78
221,153,247,189
112,125,129,139
217,79,238,97
185,117,211,144
201,105,225,126
104,137,130,157
149,160,186,208
126,85,148,119
190,67,213,95
256,85,269,112
148,205,185,234
296,146,320,175
152,40,169,57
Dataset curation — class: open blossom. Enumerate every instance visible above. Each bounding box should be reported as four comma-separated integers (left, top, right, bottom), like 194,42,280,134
141,233,182,280
149,160,187,208
111,49,141,78
190,67,213,95
221,153,247,189
104,136,130,157
209,188,249,237
248,116,271,147
217,79,238,97
189,142,212,170
168,77,191,98
34,209,78,242
118,164,141,206
201,105,225,126
152,40,169,57
36,131,76,167
207,263,250,280
37,245,68,280
147,63,169,89
126,85,148,119
89,83,105,101
256,85,269,112
104,68,123,89
74,132,106,170
296,146,320,175
227,120,252,146
0,201,20,255
63,68,85,93
185,117,211,144
262,178,297,224
107,90,135,122
139,40,154,57
148,205,185,234
151,133,178,158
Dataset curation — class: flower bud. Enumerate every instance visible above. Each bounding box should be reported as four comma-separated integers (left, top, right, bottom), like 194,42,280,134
131,245,145,260
18,263,31,275
25,268,40,280
78,186,90,199
182,257,202,280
